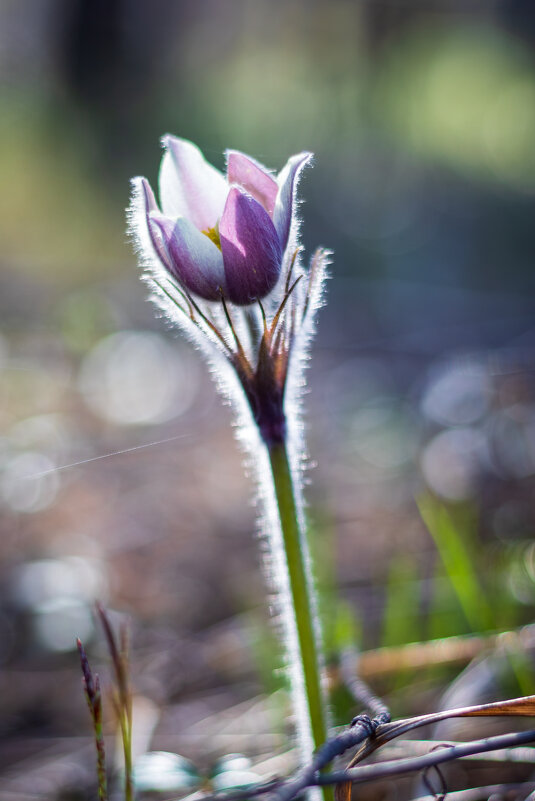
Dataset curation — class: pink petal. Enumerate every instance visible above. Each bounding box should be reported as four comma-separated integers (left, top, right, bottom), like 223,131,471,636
226,151,278,216
219,188,282,306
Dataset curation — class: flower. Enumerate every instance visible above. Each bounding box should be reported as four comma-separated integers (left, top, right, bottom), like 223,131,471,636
128,136,329,446
128,141,332,773
131,137,311,305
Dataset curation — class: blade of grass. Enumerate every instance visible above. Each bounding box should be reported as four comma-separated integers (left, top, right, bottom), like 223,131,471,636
418,495,493,633
77,639,108,801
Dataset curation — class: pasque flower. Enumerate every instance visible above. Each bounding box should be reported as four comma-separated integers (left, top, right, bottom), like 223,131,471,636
129,138,331,790
133,136,311,305
129,137,327,445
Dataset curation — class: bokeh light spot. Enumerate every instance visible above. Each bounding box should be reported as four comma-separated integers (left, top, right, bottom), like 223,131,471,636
1,451,59,512
421,427,486,500
33,597,94,653
422,361,491,426
78,330,199,426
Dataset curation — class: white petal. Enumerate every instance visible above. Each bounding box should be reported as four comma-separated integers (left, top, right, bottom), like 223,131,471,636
159,136,228,231
273,152,313,252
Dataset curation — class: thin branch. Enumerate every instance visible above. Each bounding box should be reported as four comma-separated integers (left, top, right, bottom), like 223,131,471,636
339,648,390,722
273,712,387,801
177,730,535,801
413,784,535,801
376,694,535,743
377,738,535,764
178,702,535,801
350,693,535,766
318,728,535,787
421,760,448,801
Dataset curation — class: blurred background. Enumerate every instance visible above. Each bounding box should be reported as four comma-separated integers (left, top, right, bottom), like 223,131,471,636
1,0,535,798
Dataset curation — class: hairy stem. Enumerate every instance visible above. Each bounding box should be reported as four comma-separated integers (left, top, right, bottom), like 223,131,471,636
267,440,332,801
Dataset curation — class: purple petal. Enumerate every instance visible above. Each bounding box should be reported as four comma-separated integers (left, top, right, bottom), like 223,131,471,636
159,136,228,232
226,151,278,216
273,152,313,253
219,188,282,306
150,213,226,301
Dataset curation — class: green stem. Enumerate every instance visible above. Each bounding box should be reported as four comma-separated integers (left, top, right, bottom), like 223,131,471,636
267,440,332,801
121,708,133,801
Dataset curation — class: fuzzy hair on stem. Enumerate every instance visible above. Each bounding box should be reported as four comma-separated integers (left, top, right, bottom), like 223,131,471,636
128,146,331,798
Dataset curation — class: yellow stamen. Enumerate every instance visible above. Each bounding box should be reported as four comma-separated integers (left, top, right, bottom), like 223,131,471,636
202,223,221,250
